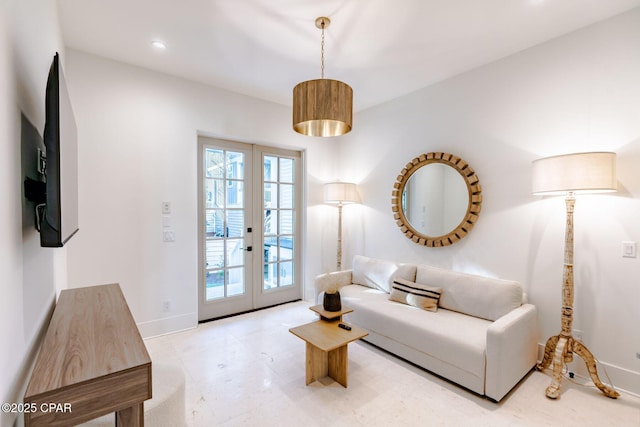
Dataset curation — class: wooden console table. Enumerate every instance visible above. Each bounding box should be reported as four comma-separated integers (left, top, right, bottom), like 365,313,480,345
24,283,152,426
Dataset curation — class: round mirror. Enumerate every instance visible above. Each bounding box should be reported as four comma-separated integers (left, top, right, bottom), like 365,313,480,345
392,152,482,247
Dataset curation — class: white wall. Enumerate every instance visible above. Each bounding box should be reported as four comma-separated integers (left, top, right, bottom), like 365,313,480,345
0,0,66,425
64,51,337,336
341,9,640,394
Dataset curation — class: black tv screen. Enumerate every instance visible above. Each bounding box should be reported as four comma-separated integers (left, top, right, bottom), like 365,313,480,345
41,52,79,247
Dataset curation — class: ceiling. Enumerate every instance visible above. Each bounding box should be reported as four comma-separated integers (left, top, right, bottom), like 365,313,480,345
57,0,640,112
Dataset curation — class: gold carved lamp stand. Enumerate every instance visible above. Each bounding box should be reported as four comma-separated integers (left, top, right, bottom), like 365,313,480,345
532,152,619,400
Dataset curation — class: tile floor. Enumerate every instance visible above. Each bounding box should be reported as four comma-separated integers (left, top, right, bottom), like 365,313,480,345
144,301,640,427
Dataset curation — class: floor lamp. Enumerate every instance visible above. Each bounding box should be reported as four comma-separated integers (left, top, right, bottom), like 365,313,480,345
324,182,360,270
532,151,619,400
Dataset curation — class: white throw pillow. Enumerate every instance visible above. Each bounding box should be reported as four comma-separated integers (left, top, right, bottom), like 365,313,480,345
352,255,416,293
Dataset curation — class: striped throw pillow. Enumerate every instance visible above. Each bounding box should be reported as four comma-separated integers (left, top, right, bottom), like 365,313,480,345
390,278,442,312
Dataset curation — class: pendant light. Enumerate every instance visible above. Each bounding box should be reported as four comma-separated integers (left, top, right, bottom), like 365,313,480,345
293,17,353,137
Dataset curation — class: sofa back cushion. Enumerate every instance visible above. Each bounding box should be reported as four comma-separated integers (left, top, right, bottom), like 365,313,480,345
415,264,522,321
352,255,416,293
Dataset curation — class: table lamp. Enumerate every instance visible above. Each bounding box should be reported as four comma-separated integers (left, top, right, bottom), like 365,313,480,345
532,151,619,399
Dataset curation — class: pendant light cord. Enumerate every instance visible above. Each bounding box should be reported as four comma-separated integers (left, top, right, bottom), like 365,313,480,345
320,21,325,79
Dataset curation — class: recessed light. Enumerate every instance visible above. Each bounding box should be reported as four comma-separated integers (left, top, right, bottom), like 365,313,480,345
151,40,167,50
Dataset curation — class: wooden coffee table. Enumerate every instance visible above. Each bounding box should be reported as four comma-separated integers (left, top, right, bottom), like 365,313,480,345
289,307,367,388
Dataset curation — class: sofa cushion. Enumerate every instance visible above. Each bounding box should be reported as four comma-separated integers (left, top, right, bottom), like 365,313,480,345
352,255,416,293
389,278,442,312
415,265,522,321
341,284,489,382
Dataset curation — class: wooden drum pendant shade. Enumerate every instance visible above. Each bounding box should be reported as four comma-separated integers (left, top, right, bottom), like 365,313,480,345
293,78,353,137
292,16,353,137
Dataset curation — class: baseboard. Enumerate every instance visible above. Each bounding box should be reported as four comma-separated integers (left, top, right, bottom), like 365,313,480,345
198,299,302,324
138,312,197,339
537,343,640,397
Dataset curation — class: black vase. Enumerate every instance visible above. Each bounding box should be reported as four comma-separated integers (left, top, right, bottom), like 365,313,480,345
323,291,342,312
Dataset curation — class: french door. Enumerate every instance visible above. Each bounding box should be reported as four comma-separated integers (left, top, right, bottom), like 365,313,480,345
197,137,302,321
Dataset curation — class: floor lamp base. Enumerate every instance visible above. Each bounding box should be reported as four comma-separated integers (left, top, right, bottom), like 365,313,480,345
536,334,619,399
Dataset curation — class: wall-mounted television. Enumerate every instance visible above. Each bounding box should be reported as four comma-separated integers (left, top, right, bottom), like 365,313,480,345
40,52,79,247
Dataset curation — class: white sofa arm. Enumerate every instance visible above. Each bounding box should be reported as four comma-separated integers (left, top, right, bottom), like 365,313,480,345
314,270,353,303
485,303,538,402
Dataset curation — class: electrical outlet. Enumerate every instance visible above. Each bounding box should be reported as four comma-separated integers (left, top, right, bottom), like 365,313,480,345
163,300,171,312
622,241,637,258
573,329,584,342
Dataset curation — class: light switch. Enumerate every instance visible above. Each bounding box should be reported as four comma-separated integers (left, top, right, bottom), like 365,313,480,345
622,241,637,258
162,215,172,228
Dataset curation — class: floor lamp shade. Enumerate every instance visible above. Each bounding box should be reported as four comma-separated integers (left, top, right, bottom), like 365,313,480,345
293,79,353,137
532,152,616,195
323,182,359,205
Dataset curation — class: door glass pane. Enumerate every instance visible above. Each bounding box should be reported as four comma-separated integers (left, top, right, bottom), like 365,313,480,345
279,184,293,209
205,240,224,269
264,236,277,262
263,263,277,289
226,210,244,238
279,210,293,235
227,151,244,179
205,149,224,178
226,238,244,267
228,267,244,297
264,156,278,181
206,210,224,238
280,261,294,286
280,158,293,183
227,181,243,208
206,270,224,300
264,183,277,208
205,179,224,209
279,237,293,261
264,210,278,235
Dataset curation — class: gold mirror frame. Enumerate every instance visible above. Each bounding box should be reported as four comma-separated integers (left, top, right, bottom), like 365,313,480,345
391,152,482,247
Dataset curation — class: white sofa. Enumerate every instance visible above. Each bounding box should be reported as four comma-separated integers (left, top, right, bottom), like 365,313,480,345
315,255,538,402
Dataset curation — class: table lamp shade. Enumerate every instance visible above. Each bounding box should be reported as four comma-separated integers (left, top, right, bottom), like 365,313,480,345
532,152,616,195
324,182,360,204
